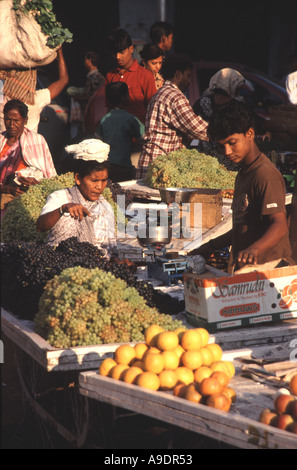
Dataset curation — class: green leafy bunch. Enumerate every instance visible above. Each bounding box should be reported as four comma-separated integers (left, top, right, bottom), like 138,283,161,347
12,0,73,48
144,149,237,190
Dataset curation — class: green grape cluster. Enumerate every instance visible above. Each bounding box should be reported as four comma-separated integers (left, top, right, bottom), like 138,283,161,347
34,266,183,348
144,149,237,190
1,173,75,243
1,173,123,243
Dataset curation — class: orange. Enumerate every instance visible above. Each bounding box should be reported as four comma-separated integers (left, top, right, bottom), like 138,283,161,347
145,346,161,355
143,352,165,374
289,374,297,396
175,366,195,385
211,370,229,388
161,350,180,370
222,387,237,403
131,360,144,369
110,364,130,380
206,393,231,412
181,329,202,351
159,369,178,391
210,361,230,375
156,331,179,351
195,328,209,347
173,344,185,362
144,324,165,347
223,361,236,379
194,366,212,384
199,377,222,396
181,350,203,370
123,366,143,384
114,344,136,365
200,347,214,367
174,327,187,342
184,383,203,403
206,343,223,362
98,357,117,376
134,342,149,360
173,383,188,398
137,371,160,391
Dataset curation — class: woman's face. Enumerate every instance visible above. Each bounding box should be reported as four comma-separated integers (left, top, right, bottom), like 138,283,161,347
144,56,163,76
4,108,27,140
75,168,108,201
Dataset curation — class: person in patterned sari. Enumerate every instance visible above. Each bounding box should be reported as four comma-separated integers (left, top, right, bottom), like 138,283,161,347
0,99,56,211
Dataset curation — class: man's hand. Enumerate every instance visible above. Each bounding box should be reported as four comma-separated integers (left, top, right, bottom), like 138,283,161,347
236,247,260,267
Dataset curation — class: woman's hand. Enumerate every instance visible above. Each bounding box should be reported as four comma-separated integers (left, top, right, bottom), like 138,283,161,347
62,203,92,221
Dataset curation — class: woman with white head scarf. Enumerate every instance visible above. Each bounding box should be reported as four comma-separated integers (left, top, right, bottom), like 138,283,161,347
193,68,246,122
36,139,118,258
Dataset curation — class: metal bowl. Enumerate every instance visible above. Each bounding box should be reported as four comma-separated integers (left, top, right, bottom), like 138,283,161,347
137,221,172,248
159,188,201,204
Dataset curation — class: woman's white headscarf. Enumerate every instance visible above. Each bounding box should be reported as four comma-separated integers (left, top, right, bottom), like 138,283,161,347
207,68,246,98
65,139,110,162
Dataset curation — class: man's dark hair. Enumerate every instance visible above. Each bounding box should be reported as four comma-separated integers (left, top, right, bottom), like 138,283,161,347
207,100,255,142
161,53,192,80
105,81,129,108
107,28,132,53
3,99,28,119
85,51,99,67
149,21,173,44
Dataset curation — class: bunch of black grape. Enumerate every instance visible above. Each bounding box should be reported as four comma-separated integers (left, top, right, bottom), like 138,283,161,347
1,237,184,321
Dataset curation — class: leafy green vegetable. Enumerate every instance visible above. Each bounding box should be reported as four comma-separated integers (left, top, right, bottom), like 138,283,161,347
12,0,73,49
144,149,237,190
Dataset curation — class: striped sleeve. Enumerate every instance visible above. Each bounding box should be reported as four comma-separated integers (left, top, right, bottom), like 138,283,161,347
21,128,57,178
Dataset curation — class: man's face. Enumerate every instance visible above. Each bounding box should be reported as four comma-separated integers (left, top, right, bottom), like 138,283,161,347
217,129,254,165
161,33,173,52
115,45,134,69
177,68,192,92
4,109,27,139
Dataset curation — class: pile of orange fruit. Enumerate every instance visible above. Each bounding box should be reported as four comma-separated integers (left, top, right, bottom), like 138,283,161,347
98,324,236,413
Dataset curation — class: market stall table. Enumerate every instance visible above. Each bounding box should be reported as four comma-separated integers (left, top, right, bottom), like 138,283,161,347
2,305,297,448
79,348,297,449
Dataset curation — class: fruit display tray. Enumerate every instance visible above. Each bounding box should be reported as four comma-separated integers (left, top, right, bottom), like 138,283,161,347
2,307,297,372
79,352,297,449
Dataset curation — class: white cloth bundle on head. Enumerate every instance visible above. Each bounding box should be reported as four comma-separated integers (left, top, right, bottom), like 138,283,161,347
65,139,110,162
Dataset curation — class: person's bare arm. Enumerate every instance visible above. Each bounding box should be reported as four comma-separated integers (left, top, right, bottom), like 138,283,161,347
47,47,69,100
36,203,91,232
236,212,288,266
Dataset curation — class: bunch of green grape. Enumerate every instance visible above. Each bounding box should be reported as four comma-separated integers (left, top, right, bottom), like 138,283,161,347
1,173,122,243
35,266,183,348
144,149,237,190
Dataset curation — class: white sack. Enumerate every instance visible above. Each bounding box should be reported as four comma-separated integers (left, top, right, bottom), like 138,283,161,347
0,0,58,69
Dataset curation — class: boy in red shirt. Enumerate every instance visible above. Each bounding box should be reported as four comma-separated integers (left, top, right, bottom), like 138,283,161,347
105,28,157,124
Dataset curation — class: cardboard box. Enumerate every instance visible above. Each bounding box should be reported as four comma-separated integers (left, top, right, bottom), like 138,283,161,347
183,265,297,333
188,189,223,229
